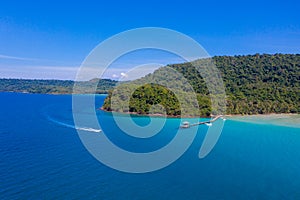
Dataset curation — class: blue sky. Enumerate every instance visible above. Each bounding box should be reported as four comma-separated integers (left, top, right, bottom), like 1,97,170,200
0,0,299,80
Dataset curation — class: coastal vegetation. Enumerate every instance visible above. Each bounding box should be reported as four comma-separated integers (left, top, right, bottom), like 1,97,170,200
0,78,117,94
102,54,300,116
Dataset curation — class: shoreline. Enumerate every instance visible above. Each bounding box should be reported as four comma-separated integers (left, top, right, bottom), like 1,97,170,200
100,109,300,128
224,113,299,118
99,107,299,119
99,107,208,118
0,91,109,96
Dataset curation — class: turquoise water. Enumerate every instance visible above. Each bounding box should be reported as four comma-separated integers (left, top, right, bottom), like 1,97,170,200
1,92,300,199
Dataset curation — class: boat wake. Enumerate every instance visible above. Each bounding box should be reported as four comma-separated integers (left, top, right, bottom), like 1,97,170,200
46,115,101,133
205,123,213,127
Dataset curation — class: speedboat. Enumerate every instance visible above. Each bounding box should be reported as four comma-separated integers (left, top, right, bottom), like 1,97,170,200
180,121,190,128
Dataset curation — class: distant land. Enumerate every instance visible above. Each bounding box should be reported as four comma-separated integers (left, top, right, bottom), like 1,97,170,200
103,53,300,116
0,78,117,94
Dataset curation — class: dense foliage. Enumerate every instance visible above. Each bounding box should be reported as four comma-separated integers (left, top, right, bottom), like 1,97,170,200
103,54,300,116
0,78,117,94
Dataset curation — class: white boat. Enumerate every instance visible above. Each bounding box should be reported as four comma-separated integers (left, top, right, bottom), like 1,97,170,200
180,121,190,128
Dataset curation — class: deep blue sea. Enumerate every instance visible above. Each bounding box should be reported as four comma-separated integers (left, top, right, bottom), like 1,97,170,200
1,92,300,199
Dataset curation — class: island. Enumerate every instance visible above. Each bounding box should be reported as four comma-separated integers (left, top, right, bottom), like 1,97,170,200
102,54,300,117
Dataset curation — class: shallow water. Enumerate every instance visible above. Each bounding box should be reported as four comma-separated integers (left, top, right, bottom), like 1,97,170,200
229,114,300,128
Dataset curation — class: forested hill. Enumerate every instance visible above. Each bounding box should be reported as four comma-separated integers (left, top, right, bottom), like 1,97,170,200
0,78,117,94
102,54,300,116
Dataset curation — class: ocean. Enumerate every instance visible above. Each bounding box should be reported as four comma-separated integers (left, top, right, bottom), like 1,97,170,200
1,92,300,199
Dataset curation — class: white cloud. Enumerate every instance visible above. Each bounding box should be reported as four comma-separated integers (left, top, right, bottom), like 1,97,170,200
0,54,39,61
112,74,119,78
120,72,128,77
0,54,58,62
0,65,78,80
